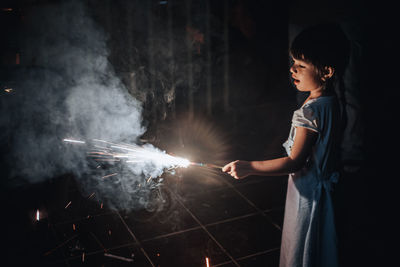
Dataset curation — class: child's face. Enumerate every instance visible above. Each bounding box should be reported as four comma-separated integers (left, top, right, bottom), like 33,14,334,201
290,57,323,92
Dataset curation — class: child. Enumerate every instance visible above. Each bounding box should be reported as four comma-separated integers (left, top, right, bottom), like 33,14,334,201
223,24,350,267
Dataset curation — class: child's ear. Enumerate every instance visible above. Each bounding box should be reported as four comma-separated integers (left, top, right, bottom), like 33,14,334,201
321,66,335,81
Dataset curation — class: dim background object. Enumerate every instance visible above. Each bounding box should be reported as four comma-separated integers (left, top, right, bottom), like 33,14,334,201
0,0,396,266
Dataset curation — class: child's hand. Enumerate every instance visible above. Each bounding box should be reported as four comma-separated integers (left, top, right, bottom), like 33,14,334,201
222,160,253,179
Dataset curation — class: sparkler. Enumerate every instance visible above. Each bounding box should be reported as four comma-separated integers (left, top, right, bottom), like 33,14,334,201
63,138,223,182
63,138,223,169
190,162,223,169
63,138,86,144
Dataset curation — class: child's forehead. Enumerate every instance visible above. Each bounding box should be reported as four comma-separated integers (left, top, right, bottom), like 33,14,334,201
291,56,309,64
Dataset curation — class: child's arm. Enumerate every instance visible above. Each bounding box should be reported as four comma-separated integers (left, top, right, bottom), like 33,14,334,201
222,127,318,179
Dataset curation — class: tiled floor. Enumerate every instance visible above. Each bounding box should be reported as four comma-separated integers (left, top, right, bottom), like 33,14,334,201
3,170,287,266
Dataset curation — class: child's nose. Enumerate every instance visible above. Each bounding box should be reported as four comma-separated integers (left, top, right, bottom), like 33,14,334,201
290,65,297,74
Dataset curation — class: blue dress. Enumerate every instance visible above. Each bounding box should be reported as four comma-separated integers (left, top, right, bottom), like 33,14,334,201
280,96,340,267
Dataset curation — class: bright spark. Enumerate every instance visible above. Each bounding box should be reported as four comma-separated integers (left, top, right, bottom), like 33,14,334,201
36,209,40,221
63,138,191,176
93,140,190,168
63,138,86,144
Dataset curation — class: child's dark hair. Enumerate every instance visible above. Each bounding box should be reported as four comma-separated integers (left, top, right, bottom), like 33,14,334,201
290,23,350,88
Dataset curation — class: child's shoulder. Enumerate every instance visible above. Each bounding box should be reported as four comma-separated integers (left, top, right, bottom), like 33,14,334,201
304,95,337,109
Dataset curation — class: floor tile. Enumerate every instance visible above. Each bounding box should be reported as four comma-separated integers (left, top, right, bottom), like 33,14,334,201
53,213,135,258
234,177,287,210
237,248,280,267
4,221,65,265
206,214,281,259
141,228,231,266
264,208,285,230
214,262,237,267
180,187,257,225
67,243,152,266
49,187,112,225
120,188,200,241
165,171,228,198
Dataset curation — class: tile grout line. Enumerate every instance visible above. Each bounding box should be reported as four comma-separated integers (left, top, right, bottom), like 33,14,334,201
116,211,156,267
234,247,280,261
204,211,261,227
141,225,203,242
139,207,284,243
211,247,280,266
219,178,283,231
47,222,71,267
64,242,138,261
167,188,241,267
52,210,115,226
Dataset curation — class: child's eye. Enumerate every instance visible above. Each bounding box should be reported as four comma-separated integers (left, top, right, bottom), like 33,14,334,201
299,65,306,68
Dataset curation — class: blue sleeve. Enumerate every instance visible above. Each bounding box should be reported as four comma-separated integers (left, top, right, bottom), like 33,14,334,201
292,105,319,133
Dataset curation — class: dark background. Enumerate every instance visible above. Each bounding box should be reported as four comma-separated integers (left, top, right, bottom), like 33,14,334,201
1,0,396,266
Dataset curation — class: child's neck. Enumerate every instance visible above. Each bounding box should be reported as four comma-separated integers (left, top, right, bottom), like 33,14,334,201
308,87,333,99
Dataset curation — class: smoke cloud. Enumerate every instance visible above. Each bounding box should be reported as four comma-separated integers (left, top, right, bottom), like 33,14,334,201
0,0,174,211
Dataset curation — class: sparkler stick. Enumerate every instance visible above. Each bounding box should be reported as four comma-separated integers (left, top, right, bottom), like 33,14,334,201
190,162,223,169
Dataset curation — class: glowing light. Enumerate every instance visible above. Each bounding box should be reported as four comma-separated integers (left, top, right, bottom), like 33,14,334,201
4,88,13,93
63,138,196,180
206,257,210,267
63,138,85,144
36,209,40,221
111,145,190,168
2,8,13,11
190,162,223,169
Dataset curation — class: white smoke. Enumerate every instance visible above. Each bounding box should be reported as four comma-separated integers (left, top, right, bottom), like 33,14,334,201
1,0,172,211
